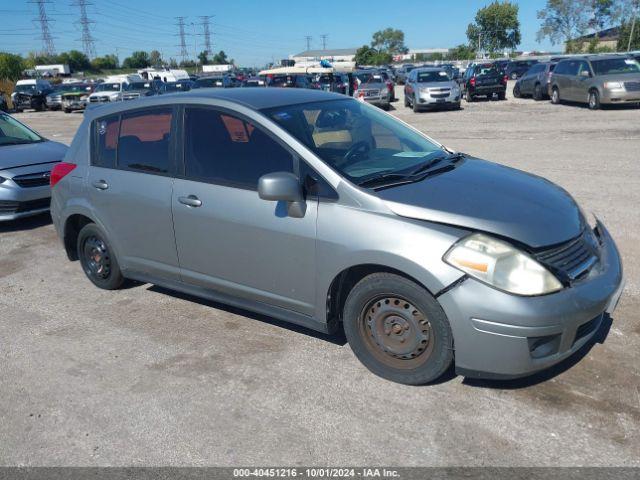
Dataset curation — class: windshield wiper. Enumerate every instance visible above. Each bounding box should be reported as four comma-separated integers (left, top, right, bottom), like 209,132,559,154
408,152,465,176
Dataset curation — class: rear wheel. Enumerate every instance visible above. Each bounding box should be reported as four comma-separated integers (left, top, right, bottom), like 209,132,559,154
465,89,474,102
513,84,521,98
404,92,410,107
77,223,124,290
533,83,543,101
343,273,454,385
551,87,560,105
497,91,506,101
588,90,600,110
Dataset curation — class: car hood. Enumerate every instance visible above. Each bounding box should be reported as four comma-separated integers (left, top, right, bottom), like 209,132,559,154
376,158,583,248
418,82,456,89
0,140,68,171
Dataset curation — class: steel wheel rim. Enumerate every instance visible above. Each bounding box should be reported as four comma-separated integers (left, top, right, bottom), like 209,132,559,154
83,235,111,280
589,93,596,108
358,295,435,370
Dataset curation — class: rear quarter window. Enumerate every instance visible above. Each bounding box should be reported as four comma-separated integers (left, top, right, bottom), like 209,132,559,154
93,115,120,168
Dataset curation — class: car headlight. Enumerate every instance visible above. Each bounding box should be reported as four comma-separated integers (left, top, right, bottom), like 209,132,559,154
444,233,563,296
80,95,88,100
604,81,623,90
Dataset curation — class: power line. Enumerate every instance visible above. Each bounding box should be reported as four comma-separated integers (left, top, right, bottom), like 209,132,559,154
71,0,96,58
305,35,312,51
175,16,189,62
320,33,328,50
30,0,56,56
199,15,214,55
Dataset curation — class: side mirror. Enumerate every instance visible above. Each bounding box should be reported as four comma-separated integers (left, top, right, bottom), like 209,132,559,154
258,172,306,218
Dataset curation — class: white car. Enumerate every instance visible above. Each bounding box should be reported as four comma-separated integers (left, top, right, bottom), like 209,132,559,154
87,75,143,106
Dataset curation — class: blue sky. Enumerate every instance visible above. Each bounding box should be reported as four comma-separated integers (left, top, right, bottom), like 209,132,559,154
2,0,557,67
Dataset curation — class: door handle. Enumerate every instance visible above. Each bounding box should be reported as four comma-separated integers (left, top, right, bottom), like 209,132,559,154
92,180,109,190
178,195,202,207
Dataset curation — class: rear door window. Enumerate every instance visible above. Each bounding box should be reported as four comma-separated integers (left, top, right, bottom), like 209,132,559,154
93,115,120,168
117,108,173,174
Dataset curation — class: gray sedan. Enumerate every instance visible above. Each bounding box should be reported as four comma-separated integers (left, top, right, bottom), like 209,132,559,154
353,71,391,109
404,67,462,112
0,113,68,221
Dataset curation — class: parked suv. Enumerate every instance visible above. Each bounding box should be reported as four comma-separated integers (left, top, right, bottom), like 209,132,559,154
404,67,461,112
51,89,623,385
11,79,54,112
513,61,557,100
462,63,507,101
505,60,539,80
550,55,640,109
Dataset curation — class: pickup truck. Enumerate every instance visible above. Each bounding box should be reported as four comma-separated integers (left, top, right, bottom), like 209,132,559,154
462,63,508,102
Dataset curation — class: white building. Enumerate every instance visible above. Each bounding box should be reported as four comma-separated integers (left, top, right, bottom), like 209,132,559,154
290,48,359,64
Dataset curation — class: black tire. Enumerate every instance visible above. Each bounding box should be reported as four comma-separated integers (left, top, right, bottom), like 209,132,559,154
533,83,543,101
35,101,45,112
497,91,506,101
77,223,124,290
412,95,421,112
465,89,474,102
588,89,600,110
513,84,521,98
64,108,71,113
404,92,410,107
343,273,454,385
551,87,560,105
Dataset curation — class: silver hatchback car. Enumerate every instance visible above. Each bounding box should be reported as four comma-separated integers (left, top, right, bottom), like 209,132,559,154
51,89,623,385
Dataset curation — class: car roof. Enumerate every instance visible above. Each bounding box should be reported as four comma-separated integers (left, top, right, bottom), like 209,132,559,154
85,88,345,119
413,67,446,73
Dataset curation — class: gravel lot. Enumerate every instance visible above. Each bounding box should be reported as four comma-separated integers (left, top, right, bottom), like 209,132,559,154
1,83,639,466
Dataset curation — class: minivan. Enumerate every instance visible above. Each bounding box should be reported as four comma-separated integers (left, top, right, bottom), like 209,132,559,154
550,55,640,109
51,89,623,385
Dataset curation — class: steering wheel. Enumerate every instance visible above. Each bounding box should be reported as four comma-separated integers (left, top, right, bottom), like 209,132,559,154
341,141,371,167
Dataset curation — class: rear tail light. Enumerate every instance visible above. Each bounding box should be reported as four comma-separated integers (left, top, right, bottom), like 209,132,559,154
50,162,76,188
353,80,358,92
470,77,476,87
386,80,393,92
502,75,508,85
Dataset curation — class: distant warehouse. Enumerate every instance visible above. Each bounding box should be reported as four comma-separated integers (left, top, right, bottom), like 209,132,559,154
290,48,359,63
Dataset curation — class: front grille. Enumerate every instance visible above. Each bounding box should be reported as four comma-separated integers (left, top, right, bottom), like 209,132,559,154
90,96,110,103
12,171,51,188
624,81,640,92
431,93,450,98
122,93,140,101
573,314,602,346
0,198,50,215
535,230,599,282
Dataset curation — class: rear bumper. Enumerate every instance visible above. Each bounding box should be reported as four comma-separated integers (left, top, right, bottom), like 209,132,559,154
438,222,623,379
469,85,506,96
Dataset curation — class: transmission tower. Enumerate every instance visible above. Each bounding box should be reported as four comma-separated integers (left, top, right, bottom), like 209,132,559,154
305,35,312,51
320,34,328,50
176,17,189,62
199,16,213,55
71,0,96,58
30,0,56,56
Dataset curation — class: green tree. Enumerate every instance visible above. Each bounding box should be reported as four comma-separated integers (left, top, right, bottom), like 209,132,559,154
354,45,378,65
91,54,118,71
0,52,24,81
179,59,196,68
149,50,163,66
617,15,640,50
57,50,91,72
467,1,521,54
371,28,407,55
537,0,592,46
211,50,229,64
122,51,151,69
448,44,476,60
168,57,179,68
197,50,209,65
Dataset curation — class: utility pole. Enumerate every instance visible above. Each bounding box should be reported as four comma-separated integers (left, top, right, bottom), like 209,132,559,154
305,35,312,51
320,34,328,50
199,15,214,56
176,16,189,64
71,0,96,59
30,0,56,56
628,1,639,52
190,21,198,71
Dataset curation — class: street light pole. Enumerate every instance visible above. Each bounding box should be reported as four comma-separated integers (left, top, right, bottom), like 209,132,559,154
628,3,638,52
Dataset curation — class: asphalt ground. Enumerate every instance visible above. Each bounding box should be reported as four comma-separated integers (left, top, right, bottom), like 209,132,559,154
1,82,638,466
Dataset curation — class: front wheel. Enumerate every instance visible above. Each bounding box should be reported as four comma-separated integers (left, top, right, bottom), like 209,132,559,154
404,92,410,107
343,273,454,385
77,223,125,290
533,83,543,101
513,84,521,98
551,87,560,105
588,90,600,110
